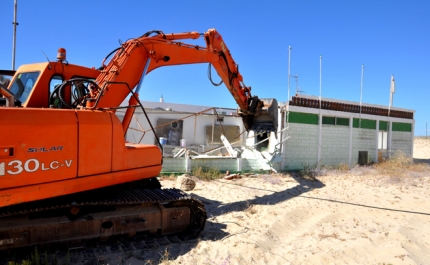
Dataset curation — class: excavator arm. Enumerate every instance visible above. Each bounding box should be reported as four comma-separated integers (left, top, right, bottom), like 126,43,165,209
86,29,278,133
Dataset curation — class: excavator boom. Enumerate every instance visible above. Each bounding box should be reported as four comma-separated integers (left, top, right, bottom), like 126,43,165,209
87,28,278,133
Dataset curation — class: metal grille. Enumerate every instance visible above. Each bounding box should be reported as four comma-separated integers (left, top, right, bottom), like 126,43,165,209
205,124,240,145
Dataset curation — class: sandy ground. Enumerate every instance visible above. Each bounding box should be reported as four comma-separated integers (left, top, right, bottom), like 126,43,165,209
141,138,430,265
414,137,430,164
5,139,430,265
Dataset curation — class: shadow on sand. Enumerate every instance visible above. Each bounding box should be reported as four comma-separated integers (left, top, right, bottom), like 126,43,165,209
0,175,325,265
156,174,326,262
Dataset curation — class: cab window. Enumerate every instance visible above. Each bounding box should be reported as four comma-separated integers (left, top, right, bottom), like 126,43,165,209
49,75,64,107
9,72,40,103
50,75,63,94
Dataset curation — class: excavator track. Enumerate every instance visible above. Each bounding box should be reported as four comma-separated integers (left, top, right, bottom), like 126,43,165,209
0,187,206,251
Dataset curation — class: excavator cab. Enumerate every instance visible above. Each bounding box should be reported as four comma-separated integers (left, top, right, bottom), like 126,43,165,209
0,48,100,109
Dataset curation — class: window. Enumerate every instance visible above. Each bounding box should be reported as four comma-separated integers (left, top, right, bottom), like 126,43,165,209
49,75,63,107
322,116,349,126
50,75,63,94
155,119,183,146
205,125,240,145
322,116,335,125
9,72,40,103
378,131,388,150
336,117,349,126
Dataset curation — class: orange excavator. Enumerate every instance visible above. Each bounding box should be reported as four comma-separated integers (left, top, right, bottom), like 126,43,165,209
0,29,278,250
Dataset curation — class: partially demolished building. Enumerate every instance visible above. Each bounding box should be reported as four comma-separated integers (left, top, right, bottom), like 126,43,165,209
121,95,415,173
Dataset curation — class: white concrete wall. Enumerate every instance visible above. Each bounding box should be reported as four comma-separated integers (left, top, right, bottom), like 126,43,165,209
283,123,319,170
351,128,377,164
321,125,350,166
191,158,239,172
162,157,186,172
160,157,262,174
126,111,245,147
391,131,413,157
242,159,261,172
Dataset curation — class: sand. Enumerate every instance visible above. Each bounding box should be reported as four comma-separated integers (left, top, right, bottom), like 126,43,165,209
414,137,430,164
6,139,430,265
147,138,430,265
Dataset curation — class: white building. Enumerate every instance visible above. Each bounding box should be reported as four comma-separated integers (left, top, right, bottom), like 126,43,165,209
281,95,415,170
123,100,246,153
118,95,415,173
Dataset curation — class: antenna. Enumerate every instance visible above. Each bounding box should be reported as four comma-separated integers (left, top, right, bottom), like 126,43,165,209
12,0,18,70
290,75,305,95
41,50,52,69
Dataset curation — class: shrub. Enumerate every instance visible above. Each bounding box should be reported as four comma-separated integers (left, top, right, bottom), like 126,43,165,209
191,166,223,181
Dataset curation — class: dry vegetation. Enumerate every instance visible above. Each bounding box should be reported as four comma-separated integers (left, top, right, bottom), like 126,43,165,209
299,150,429,181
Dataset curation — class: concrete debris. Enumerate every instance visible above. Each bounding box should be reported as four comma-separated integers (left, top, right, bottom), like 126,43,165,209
220,134,238,157
172,147,199,158
175,174,196,191
223,174,242,180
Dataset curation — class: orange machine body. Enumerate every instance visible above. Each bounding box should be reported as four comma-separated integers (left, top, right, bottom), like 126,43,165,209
0,62,162,207
0,28,276,209
0,107,162,207
9,62,99,108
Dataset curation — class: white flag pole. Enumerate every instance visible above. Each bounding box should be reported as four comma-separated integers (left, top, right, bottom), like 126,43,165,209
360,65,364,125
319,55,322,106
388,75,395,117
288,46,291,103
317,55,322,169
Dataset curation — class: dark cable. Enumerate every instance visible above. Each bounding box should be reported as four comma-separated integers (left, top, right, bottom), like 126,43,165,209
138,30,164,39
98,47,122,70
297,192,430,216
100,30,163,71
56,78,100,109
96,81,164,162
216,180,430,216
207,63,223,86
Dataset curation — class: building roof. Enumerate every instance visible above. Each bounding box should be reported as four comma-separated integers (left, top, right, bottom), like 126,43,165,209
120,100,238,116
286,95,414,119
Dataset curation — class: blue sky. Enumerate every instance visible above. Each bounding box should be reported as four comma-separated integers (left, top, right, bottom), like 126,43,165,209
0,1,429,135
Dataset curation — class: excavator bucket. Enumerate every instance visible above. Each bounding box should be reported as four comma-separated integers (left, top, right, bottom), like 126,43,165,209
241,98,278,133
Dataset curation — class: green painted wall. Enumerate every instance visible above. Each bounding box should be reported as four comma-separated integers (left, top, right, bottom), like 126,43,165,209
289,112,411,131
337,117,349,126
289,112,319,125
322,116,335,125
353,118,376,129
392,122,412,132
379,121,388,131
321,116,349,126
